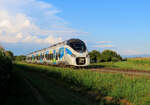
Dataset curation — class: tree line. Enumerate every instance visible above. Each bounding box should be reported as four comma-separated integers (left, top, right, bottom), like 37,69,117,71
89,50,123,63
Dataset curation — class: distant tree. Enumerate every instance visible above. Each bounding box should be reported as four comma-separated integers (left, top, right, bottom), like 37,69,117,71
0,45,4,52
15,55,26,61
5,51,14,60
88,50,101,63
101,50,122,62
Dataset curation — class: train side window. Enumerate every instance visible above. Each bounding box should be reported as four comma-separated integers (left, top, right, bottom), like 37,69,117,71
50,54,51,60
46,54,48,60
50,54,52,60
58,52,61,58
51,54,54,59
47,54,49,60
56,53,58,60
41,54,43,59
45,54,46,59
42,54,44,59
49,54,50,60
53,54,55,59
40,54,42,59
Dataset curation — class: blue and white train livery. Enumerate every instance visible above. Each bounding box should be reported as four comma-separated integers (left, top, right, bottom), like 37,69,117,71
26,39,90,66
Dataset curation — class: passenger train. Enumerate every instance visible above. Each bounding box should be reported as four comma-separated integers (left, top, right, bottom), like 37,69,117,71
26,39,90,67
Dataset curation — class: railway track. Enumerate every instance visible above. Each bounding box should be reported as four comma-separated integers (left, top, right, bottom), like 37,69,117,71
89,68,150,76
26,62,150,77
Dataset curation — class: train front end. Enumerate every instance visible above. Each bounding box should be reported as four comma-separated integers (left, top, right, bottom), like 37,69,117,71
65,39,90,67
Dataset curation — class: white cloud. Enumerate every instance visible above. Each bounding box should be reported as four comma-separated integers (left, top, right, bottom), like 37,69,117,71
93,45,115,48
96,41,112,44
0,0,86,45
119,50,142,55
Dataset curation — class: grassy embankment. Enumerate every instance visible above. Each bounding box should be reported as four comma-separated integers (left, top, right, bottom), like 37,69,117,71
3,69,39,105
90,58,150,71
14,62,150,105
5,64,97,105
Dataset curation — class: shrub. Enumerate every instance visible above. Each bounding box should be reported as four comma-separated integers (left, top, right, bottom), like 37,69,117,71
112,57,120,62
88,50,101,63
0,49,12,99
5,50,14,60
14,55,26,61
101,50,122,62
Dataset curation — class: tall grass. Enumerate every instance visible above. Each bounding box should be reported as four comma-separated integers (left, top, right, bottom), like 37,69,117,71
16,62,150,105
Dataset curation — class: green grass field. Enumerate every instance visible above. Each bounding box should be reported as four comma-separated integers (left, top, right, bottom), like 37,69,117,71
90,58,150,71
14,62,150,105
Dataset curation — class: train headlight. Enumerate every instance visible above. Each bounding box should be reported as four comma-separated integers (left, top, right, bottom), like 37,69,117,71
71,53,76,57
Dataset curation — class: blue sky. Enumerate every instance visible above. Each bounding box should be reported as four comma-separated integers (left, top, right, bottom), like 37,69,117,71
0,0,150,56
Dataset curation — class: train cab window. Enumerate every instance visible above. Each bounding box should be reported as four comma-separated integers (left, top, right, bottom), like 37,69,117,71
67,39,87,52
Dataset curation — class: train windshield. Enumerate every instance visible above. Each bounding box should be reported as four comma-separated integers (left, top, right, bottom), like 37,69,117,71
67,39,87,52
